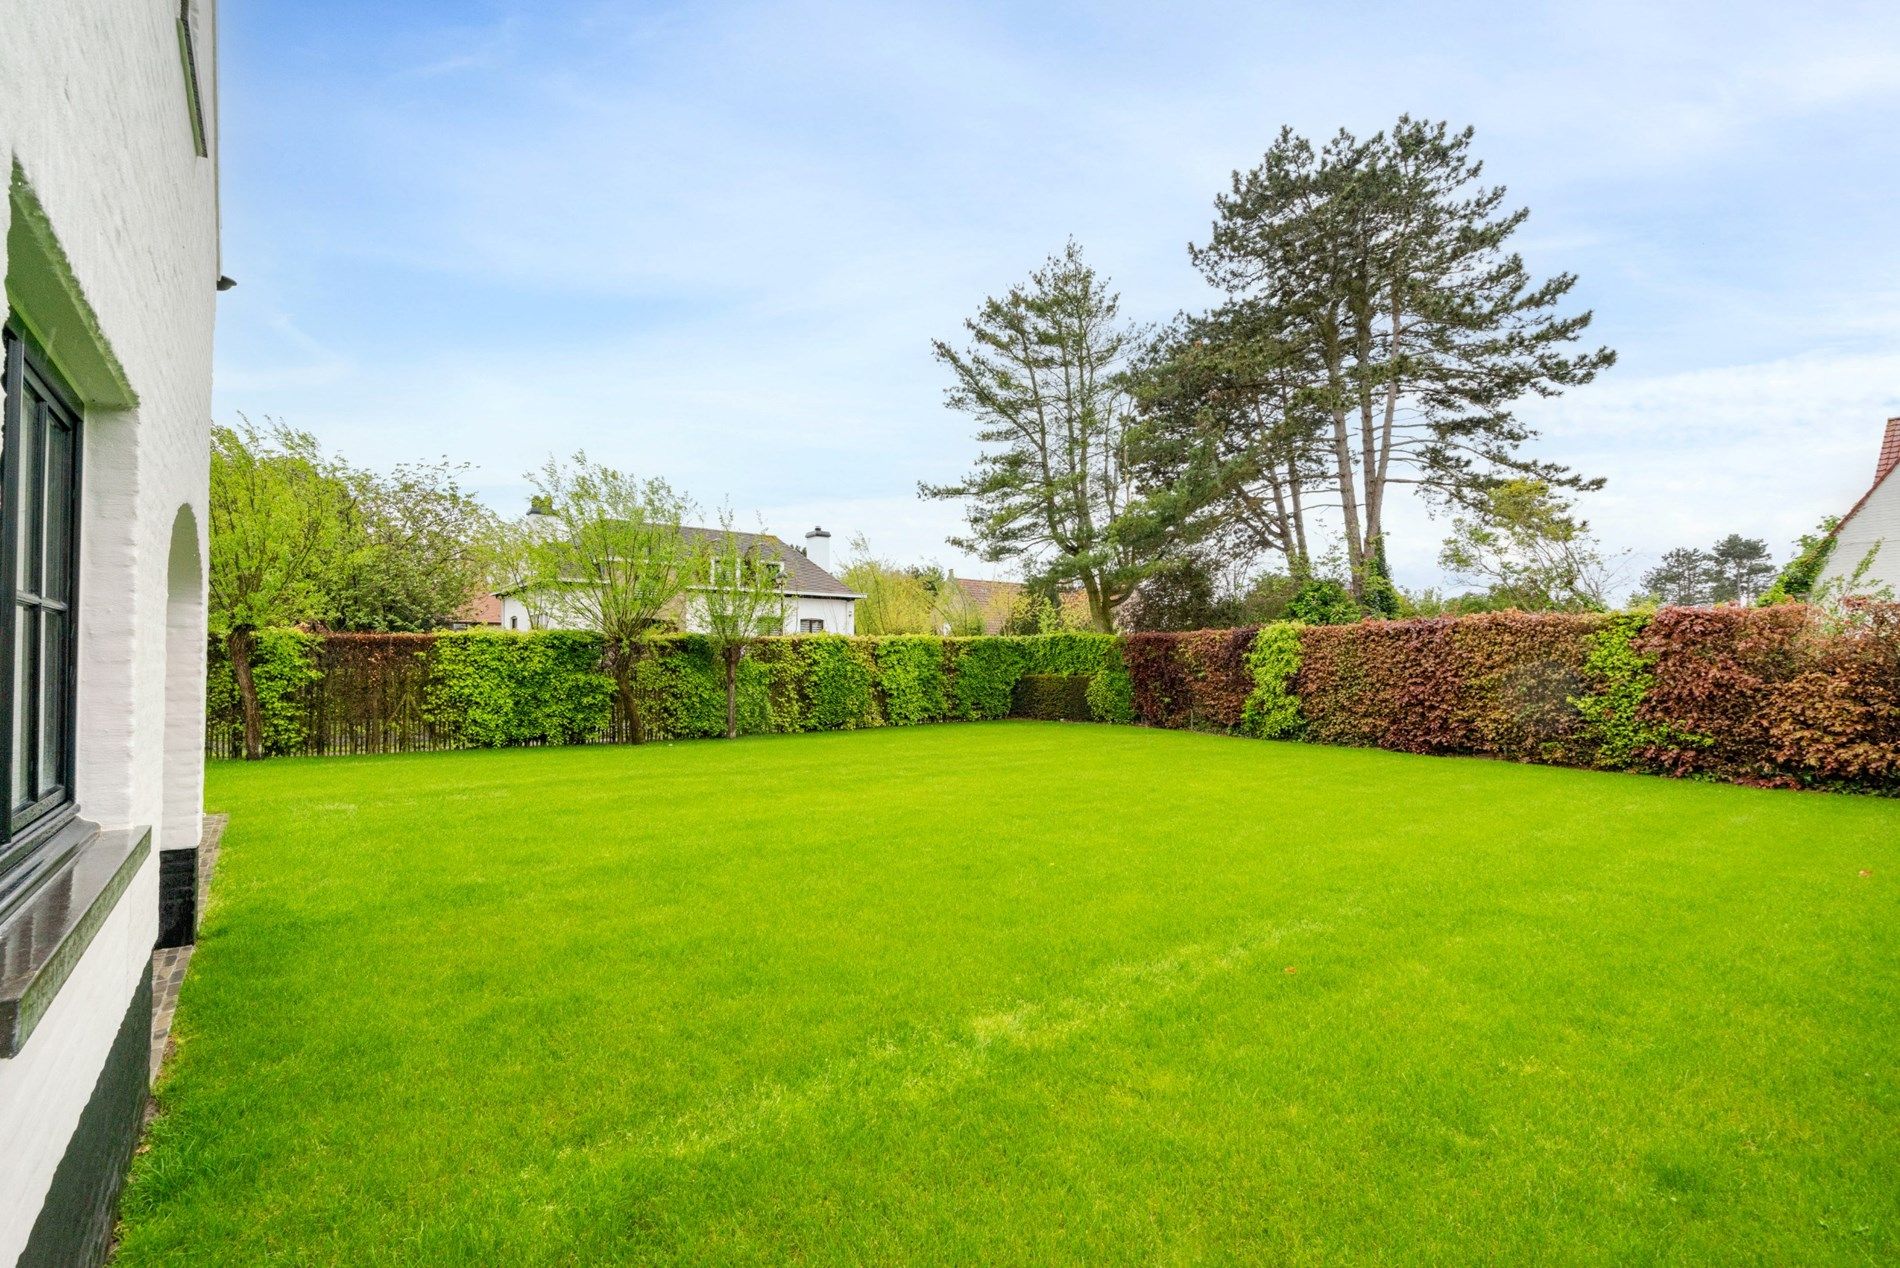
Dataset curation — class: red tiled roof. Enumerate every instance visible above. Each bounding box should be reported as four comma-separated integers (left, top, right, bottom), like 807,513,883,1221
455,593,504,626
1831,417,1900,542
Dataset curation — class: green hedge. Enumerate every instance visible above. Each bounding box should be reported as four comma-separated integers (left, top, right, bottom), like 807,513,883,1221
1012,674,1093,721
205,612,1900,794
209,630,1130,756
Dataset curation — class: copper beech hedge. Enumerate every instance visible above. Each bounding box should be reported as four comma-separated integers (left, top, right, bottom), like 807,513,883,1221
1123,605,1899,792
209,606,1899,793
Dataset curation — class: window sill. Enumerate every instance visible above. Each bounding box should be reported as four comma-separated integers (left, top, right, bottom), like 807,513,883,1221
0,821,151,1058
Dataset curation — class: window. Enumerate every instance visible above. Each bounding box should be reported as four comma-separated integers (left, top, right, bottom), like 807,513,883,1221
176,1,209,157
0,326,82,879
799,618,824,634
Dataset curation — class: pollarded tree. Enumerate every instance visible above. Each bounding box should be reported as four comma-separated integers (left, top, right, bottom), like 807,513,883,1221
1191,118,1615,599
207,418,354,759
521,454,694,743
694,510,792,739
922,241,1176,631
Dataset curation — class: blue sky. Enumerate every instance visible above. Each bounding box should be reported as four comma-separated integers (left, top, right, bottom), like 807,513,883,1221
216,0,1900,592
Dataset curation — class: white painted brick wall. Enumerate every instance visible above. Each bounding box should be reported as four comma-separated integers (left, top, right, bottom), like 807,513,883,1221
1,0,219,1256
1819,471,1900,596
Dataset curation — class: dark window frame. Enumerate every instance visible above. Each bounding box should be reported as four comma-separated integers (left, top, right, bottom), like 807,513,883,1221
799,617,824,634
0,324,84,901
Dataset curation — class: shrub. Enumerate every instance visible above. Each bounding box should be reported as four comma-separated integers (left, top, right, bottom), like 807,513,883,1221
1570,612,1695,770
1296,613,1606,761
1012,674,1093,721
1020,631,1120,676
1241,623,1304,739
1085,654,1135,724
1637,604,1900,788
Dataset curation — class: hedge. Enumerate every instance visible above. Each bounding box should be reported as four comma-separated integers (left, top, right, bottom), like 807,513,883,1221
207,606,1900,793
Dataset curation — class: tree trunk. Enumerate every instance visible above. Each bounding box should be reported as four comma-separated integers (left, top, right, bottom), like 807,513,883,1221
724,647,740,740
613,643,645,744
228,628,264,761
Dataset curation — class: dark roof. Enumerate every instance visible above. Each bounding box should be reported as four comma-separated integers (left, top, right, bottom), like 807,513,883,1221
682,526,863,599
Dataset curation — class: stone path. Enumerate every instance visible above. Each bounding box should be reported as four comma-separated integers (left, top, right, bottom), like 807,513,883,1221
148,814,226,1082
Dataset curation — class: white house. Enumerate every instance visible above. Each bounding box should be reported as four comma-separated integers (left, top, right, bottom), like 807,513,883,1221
1,3,219,1261
1816,416,1900,597
499,524,863,636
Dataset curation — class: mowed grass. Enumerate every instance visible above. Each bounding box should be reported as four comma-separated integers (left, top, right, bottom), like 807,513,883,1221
116,723,1897,1264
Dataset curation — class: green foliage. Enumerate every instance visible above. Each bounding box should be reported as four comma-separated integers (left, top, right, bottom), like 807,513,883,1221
208,420,354,638
1085,659,1135,724
794,636,880,731
923,241,1175,631
1760,518,1839,605
207,629,319,756
945,638,1027,720
1437,479,1614,612
1569,612,1690,769
1011,674,1093,721
329,458,498,631
636,636,778,740
872,637,949,726
1286,578,1360,625
424,631,614,747
1020,631,1120,676
1241,622,1305,739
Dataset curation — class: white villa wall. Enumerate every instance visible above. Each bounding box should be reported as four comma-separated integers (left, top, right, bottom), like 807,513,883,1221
500,591,857,636
1,0,219,1258
1818,471,1900,597
787,595,855,635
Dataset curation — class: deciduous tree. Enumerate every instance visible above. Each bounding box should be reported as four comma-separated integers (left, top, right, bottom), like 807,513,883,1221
207,419,353,759
520,454,694,742
694,510,792,739
1437,478,1618,612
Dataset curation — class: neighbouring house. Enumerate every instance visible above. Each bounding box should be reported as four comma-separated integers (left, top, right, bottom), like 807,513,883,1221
448,592,504,630
1816,415,1900,597
947,577,1025,635
1,3,220,1263
498,523,864,635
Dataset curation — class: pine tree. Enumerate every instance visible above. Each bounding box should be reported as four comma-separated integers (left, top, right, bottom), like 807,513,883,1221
1706,534,1775,604
1188,119,1613,599
1640,547,1715,607
922,242,1175,630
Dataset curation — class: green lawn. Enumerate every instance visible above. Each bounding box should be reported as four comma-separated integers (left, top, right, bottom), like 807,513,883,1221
117,723,1897,1264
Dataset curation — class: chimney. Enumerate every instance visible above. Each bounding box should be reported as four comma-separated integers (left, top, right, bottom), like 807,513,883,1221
804,526,832,572
1879,416,1900,485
